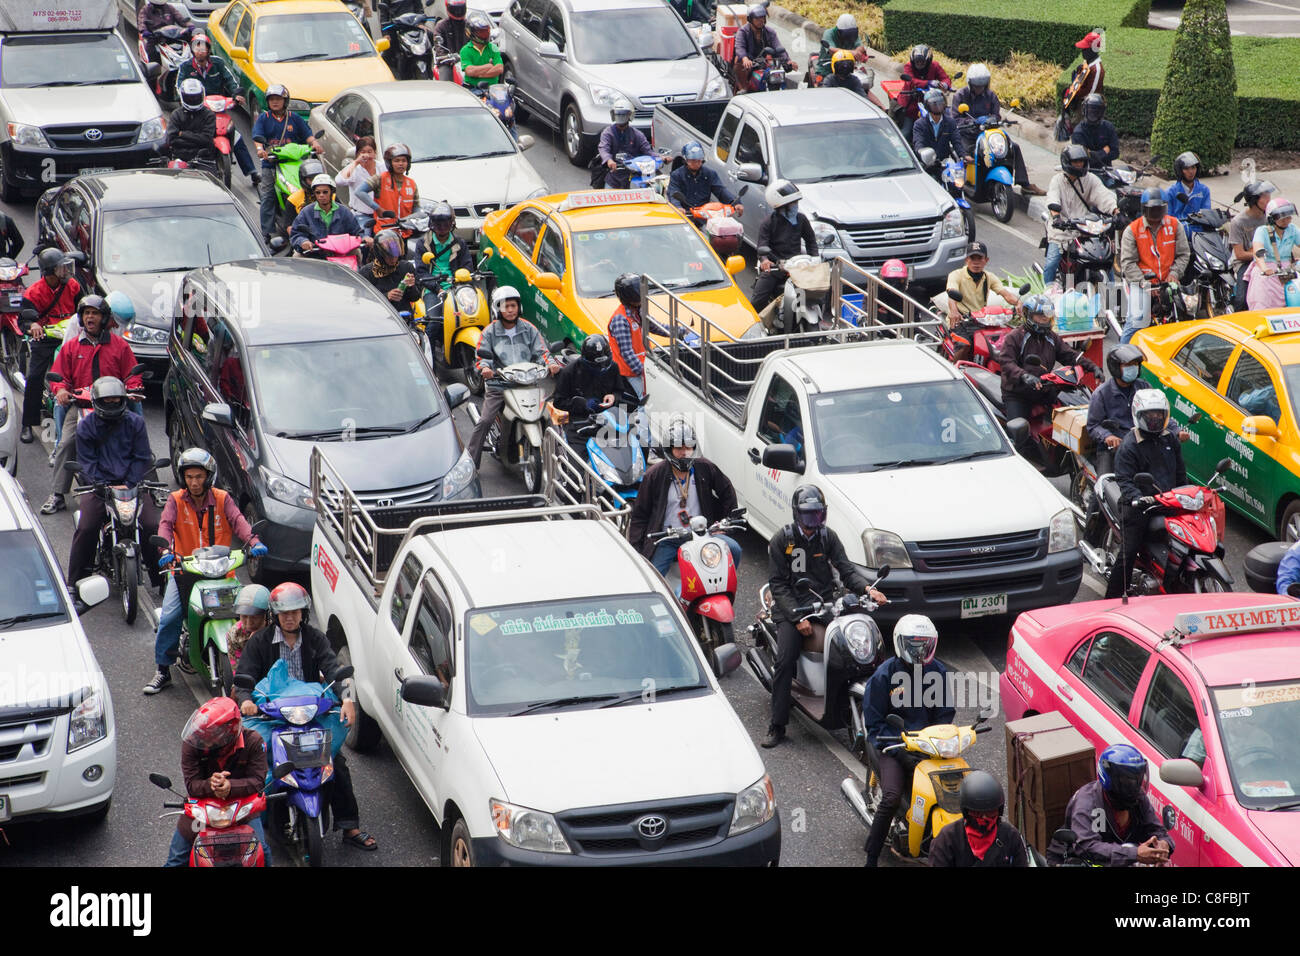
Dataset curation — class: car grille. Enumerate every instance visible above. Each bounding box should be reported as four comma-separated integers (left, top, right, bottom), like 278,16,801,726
842,216,940,253
559,795,734,857
851,250,932,268
354,477,443,509
0,716,57,764
922,571,1044,600
633,93,693,125
0,772,45,789
454,202,501,219
44,123,141,151
910,529,1045,572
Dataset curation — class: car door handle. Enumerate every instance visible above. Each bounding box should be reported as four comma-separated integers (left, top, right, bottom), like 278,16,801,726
748,447,761,464
1055,682,1074,701
393,667,405,683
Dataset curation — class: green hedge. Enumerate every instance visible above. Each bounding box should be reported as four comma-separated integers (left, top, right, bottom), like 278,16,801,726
882,0,1150,63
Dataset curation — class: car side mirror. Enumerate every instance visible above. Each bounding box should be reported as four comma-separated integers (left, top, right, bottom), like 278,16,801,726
445,382,470,409
75,574,110,609
518,133,535,151
400,673,449,710
1214,456,1232,475
736,162,765,184
885,713,905,730
761,443,803,474
916,146,936,168
534,272,561,291
1005,417,1030,445
201,402,233,428
1159,759,1204,789
1242,416,1279,440
537,41,564,60
375,36,391,53
228,47,249,62
1135,471,1157,492
725,255,745,276
713,643,742,678
268,236,287,252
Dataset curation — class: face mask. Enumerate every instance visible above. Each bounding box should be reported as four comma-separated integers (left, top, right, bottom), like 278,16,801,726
1121,365,1140,383
964,811,999,836
782,204,799,223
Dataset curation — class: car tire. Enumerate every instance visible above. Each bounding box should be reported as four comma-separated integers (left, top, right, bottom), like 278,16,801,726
1281,498,1300,543
244,500,272,584
167,411,186,484
562,102,594,167
0,158,19,204
449,817,475,867
502,60,529,123
337,643,382,753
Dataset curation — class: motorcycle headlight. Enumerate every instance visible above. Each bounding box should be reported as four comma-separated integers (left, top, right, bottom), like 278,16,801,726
1114,167,1137,185
113,497,139,526
699,541,723,569
843,619,877,664
986,131,1008,160
593,453,621,485
810,219,841,249
942,205,965,239
442,449,477,499
280,704,318,725
1174,491,1205,512
137,116,166,144
911,736,938,756
0,263,21,281
7,122,50,148
490,798,572,853
454,286,481,314
263,469,315,509
861,529,912,569
729,774,776,836
67,690,107,753
705,76,726,99
944,163,966,190
589,86,632,110
205,803,237,829
934,734,961,758
1048,508,1077,553
194,556,232,577
1206,255,1226,270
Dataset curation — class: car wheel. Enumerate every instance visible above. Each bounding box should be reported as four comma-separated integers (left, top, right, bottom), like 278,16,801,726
167,411,186,484
562,102,594,167
502,61,529,123
0,156,19,204
962,205,976,242
337,644,382,753
244,500,272,584
1281,499,1300,543
449,817,474,867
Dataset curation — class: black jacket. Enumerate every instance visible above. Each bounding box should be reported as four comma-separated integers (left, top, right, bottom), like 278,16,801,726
552,360,626,420
1071,120,1121,168
757,211,818,262
667,164,736,212
167,105,217,160
0,212,23,260
929,819,1029,867
997,325,1098,398
912,111,963,164
233,622,341,706
628,457,737,557
360,259,420,309
767,524,870,622
1115,427,1186,506
823,72,866,97
1055,780,1170,866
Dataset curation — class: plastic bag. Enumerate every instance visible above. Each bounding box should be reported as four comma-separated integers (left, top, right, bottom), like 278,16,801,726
242,659,348,788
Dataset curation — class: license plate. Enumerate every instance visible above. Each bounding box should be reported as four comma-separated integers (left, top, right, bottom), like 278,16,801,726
79,166,113,175
960,592,1007,618
0,794,9,822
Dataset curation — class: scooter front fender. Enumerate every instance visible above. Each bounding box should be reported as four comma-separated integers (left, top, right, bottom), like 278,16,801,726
522,420,544,450
985,165,1014,186
214,138,232,155
908,758,971,857
451,324,483,349
291,789,322,820
204,616,234,655
691,594,735,623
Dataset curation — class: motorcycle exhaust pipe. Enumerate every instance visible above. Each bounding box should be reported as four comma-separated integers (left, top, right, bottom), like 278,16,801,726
1078,538,1109,577
840,778,871,829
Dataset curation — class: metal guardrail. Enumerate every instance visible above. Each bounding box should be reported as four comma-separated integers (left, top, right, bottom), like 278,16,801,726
541,426,633,534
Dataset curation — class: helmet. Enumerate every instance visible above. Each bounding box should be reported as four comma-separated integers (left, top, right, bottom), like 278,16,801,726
765,178,802,209
1132,388,1170,436
967,63,991,91
105,290,135,323
1141,187,1167,213
682,140,706,162
429,201,455,234
614,272,641,308
90,376,128,421
179,77,205,112
580,333,612,369
265,83,289,103
660,418,698,469
1106,342,1144,382
922,86,946,112
190,33,210,52
383,143,412,173
959,770,1005,815
832,49,855,78
77,294,111,323
234,583,271,617
309,173,335,195
491,284,522,319
1267,197,1297,225
880,258,909,282
181,697,243,758
835,13,858,48
746,3,767,21
1022,294,1055,331
611,106,633,126
790,483,827,532
269,581,311,614
909,44,933,74
176,447,217,490
1173,150,1200,180
1082,92,1105,123
297,157,325,192
374,228,404,265
1243,179,1276,208
1098,743,1149,810
38,247,73,278
1060,143,1089,177
446,0,466,16
892,614,939,666
467,10,492,41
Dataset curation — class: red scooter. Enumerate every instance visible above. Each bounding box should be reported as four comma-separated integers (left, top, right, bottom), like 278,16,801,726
940,286,1022,368
150,767,291,867
687,184,747,258
0,256,29,386
205,94,237,188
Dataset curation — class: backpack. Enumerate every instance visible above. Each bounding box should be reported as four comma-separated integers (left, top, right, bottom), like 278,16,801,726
587,153,607,189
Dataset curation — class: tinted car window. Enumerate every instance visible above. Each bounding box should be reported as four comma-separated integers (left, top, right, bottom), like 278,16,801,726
506,209,545,258
1139,663,1199,759
537,224,565,276
757,375,803,447
1077,631,1150,718
0,530,69,622
1225,350,1281,422
234,10,254,50
715,110,740,162
541,2,566,49
220,3,245,39
1173,333,1235,389
734,121,764,166
389,553,422,632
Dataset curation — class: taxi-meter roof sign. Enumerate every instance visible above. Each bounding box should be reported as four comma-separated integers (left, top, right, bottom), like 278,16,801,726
556,189,666,212
1165,602,1300,644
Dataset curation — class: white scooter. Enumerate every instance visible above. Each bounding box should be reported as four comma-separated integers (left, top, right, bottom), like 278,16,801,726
762,254,833,334
466,361,554,493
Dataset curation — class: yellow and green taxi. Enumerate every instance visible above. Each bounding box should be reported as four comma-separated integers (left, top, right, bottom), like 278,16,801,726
478,189,760,348
1137,309,1300,539
207,0,393,117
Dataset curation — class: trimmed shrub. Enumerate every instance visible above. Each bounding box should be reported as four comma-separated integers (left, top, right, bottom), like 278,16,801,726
1149,0,1236,173
782,1,887,50
890,48,1061,108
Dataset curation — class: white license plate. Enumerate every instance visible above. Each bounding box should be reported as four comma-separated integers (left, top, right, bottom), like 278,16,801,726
960,592,1007,618
79,166,113,175
0,794,9,822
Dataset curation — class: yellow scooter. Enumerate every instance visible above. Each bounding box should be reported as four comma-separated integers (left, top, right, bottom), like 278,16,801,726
414,250,493,394
840,712,993,861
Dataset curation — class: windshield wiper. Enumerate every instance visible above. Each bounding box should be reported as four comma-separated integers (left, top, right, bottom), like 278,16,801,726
931,449,1006,466
333,51,373,59
276,52,332,62
608,57,654,63
509,693,622,716
863,166,917,179
1264,799,1300,811
0,611,66,629
401,412,440,434
869,458,929,470
664,278,723,291
416,153,472,162
600,684,708,707
40,78,133,87
809,172,867,183
278,425,406,440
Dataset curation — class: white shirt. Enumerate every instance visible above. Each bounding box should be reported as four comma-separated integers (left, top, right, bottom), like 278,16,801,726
335,162,379,218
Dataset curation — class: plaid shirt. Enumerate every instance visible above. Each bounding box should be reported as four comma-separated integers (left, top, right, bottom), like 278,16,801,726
272,629,305,682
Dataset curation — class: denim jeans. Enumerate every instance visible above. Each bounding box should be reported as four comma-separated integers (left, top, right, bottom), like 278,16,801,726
1042,242,1064,287
231,131,255,177
1120,281,1150,344
258,166,280,237
154,573,194,668
164,814,271,866
651,534,742,577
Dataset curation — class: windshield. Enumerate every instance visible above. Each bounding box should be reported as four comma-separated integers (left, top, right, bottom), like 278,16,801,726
774,120,917,185
1278,364,1300,426
571,9,697,63
380,108,515,162
101,208,263,274
0,530,70,625
1211,682,1300,810
571,223,727,298
248,336,443,436
810,379,1007,472
255,13,375,63
0,34,138,87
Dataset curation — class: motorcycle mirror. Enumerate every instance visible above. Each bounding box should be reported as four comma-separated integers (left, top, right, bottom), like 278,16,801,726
736,184,749,198
1214,457,1232,474
1135,471,1157,491
946,288,964,303
129,363,145,377
548,340,566,353
1023,354,1044,368
1047,202,1062,213
1053,827,1077,847
67,252,87,264
874,565,890,582
952,72,964,81
957,103,970,114
20,307,37,323
1161,804,1179,830
149,534,169,551
232,674,256,691
730,507,746,520
251,519,268,535
272,761,296,780
885,713,905,730
1177,192,1189,202
330,665,355,683
1289,582,1300,598
793,577,815,591
1186,410,1202,426
154,457,169,470
149,772,173,790
63,461,81,474
1018,283,1031,295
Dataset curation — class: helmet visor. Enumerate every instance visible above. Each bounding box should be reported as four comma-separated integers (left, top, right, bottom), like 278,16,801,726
1137,409,1167,433
376,233,403,262
901,633,937,665
1106,764,1147,808
795,505,826,531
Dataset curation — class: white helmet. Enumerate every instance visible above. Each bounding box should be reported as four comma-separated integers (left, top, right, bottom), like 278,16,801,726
491,284,522,318
968,63,991,89
309,174,335,193
893,614,938,666
1132,388,1170,437
836,13,857,31
765,179,802,209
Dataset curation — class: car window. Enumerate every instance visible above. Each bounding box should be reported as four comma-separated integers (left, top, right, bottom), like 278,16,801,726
506,209,545,259
1138,663,1200,760
734,121,765,167
541,1,566,49
1066,637,1090,675
204,315,234,382
388,553,422,632
1173,333,1235,389
1225,349,1282,422
1076,631,1150,718
409,576,453,685
219,3,245,40
177,282,213,363
206,319,251,431
515,0,544,37
56,190,91,253
234,10,254,51
536,223,565,277
327,94,362,139
757,375,803,449
716,109,741,162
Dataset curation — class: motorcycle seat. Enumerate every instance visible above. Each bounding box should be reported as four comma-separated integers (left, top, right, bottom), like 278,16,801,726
1100,476,1124,520
965,364,1004,411
802,621,827,654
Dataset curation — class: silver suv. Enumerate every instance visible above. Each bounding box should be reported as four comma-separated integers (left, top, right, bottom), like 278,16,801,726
498,0,725,166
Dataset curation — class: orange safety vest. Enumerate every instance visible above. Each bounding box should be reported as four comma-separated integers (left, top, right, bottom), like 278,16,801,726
372,171,418,235
1129,215,1180,281
608,304,645,379
169,488,233,557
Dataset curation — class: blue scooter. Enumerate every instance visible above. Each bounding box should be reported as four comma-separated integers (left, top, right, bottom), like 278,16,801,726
956,102,1021,224
573,388,654,501
616,149,672,195
475,83,519,141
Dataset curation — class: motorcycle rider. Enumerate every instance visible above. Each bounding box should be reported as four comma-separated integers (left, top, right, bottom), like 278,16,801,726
356,144,420,236
944,239,1020,332
168,78,218,167
146,448,264,695
459,11,503,92
1247,196,1300,310
425,203,473,276
1043,143,1117,288
608,272,673,400
138,0,196,80
732,3,793,93
360,229,420,308
434,0,469,79
628,418,742,575
19,249,82,445
752,180,819,314
41,296,144,516
668,141,742,216
823,50,884,107
1163,151,1211,231
1229,179,1275,308
1070,93,1119,168
227,584,271,677
251,84,324,241
928,771,1029,868
861,614,953,865
164,697,272,867
765,484,886,750
1118,189,1190,343
335,137,380,231
1106,389,1185,599
913,87,964,171
290,176,370,255
235,582,378,852
1085,343,1150,478
550,333,627,452
1057,744,1172,866
898,44,951,141
815,13,867,81
466,286,558,469
598,107,653,190
175,34,258,187
952,64,1045,196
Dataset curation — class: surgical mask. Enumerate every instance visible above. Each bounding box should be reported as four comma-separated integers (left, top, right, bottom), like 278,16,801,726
1121,365,1140,383
782,204,799,223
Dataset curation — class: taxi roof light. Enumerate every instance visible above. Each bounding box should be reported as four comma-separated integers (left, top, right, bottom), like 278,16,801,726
1256,314,1300,337
555,189,666,212
1161,602,1300,646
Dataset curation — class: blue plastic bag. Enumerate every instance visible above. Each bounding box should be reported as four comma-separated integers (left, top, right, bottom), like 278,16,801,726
242,659,347,788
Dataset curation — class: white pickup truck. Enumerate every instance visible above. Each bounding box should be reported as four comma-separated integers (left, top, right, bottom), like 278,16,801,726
643,287,1083,625
308,440,780,866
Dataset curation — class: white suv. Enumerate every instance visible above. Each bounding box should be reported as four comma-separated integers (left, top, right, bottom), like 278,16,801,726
0,468,115,825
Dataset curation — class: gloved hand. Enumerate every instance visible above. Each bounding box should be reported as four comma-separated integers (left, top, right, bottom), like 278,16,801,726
250,542,268,557
1021,372,1042,389
158,552,176,570
1052,216,1068,229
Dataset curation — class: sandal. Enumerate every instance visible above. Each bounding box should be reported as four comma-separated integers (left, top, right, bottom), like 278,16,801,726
342,830,378,851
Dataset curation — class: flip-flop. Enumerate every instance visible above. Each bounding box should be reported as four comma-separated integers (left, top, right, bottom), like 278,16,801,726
343,830,378,851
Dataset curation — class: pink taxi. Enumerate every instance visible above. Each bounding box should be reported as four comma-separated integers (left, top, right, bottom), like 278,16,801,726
1001,594,1300,867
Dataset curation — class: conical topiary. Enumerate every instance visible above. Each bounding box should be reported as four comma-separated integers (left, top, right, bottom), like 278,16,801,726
1150,0,1237,175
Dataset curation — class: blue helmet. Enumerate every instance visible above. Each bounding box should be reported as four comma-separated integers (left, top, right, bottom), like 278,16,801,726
105,290,135,323
1098,743,1148,809
682,141,706,162
234,583,271,616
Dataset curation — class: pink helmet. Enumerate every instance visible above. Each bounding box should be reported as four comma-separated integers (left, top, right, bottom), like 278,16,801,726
1267,197,1297,225
880,259,909,281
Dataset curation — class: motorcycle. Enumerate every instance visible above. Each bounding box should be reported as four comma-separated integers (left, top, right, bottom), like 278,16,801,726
465,361,554,493
205,94,237,188
265,141,320,250
647,508,749,677
686,184,748,259
841,709,994,861
1041,209,1119,335
474,83,518,139
763,254,832,335
939,155,975,241
1183,206,1237,317
300,233,366,270
1140,272,1196,334
141,24,194,101
571,390,649,501
415,256,493,393
433,36,465,84
879,73,960,131
1096,163,1147,224
616,150,671,195
747,570,889,746
937,284,1028,368
955,102,1022,224
150,766,292,867
0,257,29,388
737,46,792,94
382,10,434,79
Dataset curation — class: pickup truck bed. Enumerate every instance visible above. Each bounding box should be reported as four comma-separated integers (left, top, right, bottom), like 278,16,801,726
654,100,730,147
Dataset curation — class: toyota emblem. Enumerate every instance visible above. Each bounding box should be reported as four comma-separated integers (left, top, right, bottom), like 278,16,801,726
375,497,395,508
84,128,103,142
637,815,667,839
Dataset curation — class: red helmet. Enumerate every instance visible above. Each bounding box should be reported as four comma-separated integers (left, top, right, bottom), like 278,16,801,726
181,697,243,759
880,258,909,281
270,581,311,614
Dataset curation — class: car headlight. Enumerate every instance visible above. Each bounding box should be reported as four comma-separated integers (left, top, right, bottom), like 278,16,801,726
942,205,965,239
280,704,318,726
7,122,49,148
843,619,877,664
524,186,549,200
123,324,169,345
705,76,726,99
443,449,477,499
729,774,776,835
809,218,841,249
589,85,631,110
263,468,315,509
862,529,912,569
454,286,481,314
288,99,312,113
934,735,961,758
490,798,572,853
0,394,8,429
137,116,166,143
699,541,723,569
1048,508,1077,553
67,690,107,753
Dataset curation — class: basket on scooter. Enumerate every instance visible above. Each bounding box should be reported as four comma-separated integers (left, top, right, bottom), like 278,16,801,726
192,827,261,867
279,727,332,769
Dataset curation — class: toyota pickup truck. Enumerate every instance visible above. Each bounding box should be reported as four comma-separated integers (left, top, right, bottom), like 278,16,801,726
308,438,780,866
651,89,968,293
641,279,1083,625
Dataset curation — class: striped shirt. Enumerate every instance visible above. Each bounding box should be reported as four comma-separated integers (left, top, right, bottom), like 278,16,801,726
272,628,305,682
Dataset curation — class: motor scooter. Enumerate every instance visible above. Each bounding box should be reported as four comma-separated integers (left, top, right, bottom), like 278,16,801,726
934,283,1028,368
571,391,649,501
266,141,321,249
381,9,435,79
616,150,672,195
205,94,237,188
739,46,793,94
474,83,519,139
0,257,29,388
686,184,748,258
763,254,831,334
465,361,554,493
415,256,493,393
433,37,464,84
1183,206,1237,317
955,101,1022,224
300,233,366,271
1040,208,1119,335
1096,163,1147,224
150,767,292,867
879,73,960,131
141,24,194,101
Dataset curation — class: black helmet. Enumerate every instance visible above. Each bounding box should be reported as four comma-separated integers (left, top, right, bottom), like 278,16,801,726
1243,179,1276,209
660,418,698,470
791,483,827,532
909,44,932,74
429,201,455,234
467,10,492,41
38,247,73,279
1060,143,1089,178
614,273,641,309
90,376,128,421
1082,92,1105,123
374,228,404,265
959,770,1004,815
1173,151,1200,180
746,3,767,22
1142,188,1168,220
77,294,112,324
298,157,325,192
446,0,466,16
580,333,612,369
1106,342,1144,382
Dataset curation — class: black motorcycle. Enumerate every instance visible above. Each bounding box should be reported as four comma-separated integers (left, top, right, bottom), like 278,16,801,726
1094,163,1148,224
1182,206,1237,317
380,8,434,79
1049,207,1118,287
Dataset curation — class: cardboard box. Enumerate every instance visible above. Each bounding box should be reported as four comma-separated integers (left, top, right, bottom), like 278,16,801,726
1051,405,1092,456
1005,712,1096,855
0,0,120,32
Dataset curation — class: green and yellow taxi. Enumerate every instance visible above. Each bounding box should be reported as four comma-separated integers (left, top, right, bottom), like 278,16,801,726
207,0,393,117
478,188,761,348
1137,310,1300,539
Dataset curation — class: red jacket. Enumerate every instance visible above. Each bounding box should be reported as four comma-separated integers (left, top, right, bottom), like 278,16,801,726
22,277,81,326
49,324,143,393
901,62,952,119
